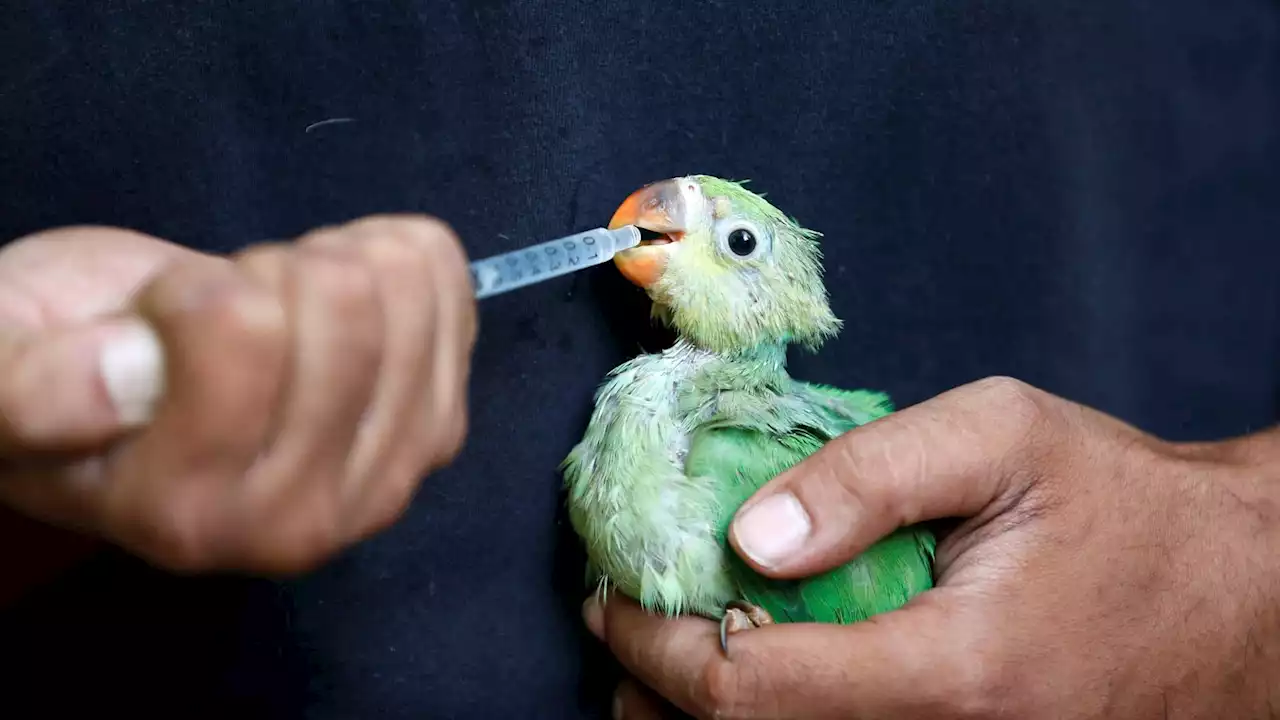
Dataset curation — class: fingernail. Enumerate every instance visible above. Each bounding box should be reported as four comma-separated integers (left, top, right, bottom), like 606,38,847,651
734,492,812,568
99,320,165,426
582,596,604,639
611,692,624,720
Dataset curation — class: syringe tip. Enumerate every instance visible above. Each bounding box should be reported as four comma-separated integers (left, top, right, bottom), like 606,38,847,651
610,225,642,251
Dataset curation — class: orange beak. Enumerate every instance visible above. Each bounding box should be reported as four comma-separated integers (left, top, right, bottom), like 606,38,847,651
608,179,688,288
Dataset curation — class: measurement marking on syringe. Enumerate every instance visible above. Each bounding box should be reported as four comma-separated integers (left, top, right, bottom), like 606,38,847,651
469,226,640,300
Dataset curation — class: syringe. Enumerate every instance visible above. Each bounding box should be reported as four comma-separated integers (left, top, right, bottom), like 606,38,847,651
469,225,642,300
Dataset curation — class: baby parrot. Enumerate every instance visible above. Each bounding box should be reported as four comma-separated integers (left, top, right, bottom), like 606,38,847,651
562,175,935,652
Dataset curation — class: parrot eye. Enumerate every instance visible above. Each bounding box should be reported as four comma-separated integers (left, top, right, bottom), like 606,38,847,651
715,220,769,261
727,229,757,256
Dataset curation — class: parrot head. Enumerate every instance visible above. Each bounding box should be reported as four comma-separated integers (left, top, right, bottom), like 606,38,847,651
608,175,840,354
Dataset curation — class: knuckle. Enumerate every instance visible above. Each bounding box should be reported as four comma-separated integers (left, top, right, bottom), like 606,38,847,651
819,432,897,520
884,433,929,524
298,247,377,306
458,302,480,344
970,375,1056,436
970,375,1039,409
268,544,332,576
346,215,475,299
354,214,463,258
459,295,479,349
376,454,425,513
252,541,327,576
0,384,45,448
359,225,433,274
129,489,220,572
364,487,415,538
936,656,1001,719
183,270,287,345
441,401,469,461
399,218,471,281
410,216,464,256
234,241,291,268
256,506,344,575
293,224,346,248
420,434,460,477
919,612,1012,719
827,444,874,504
424,394,469,471
696,660,759,719
232,245,290,295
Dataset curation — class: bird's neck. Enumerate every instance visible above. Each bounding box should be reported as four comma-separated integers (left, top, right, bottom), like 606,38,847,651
669,336,789,389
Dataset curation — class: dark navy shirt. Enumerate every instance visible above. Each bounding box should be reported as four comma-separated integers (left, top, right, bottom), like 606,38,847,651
2,1,1278,717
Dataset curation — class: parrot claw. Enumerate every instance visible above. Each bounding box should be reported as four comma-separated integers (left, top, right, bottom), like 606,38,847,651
718,600,774,656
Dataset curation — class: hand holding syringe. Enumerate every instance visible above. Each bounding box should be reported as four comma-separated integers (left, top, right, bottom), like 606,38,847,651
470,225,642,299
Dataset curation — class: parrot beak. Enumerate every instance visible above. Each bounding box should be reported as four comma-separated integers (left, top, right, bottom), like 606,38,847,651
608,179,689,288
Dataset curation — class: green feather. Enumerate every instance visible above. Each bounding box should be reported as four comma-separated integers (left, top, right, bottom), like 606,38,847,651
685,386,935,624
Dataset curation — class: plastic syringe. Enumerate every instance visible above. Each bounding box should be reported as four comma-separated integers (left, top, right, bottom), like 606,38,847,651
470,225,642,300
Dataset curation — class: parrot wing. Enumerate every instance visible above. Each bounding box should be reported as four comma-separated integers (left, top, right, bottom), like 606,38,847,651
684,384,936,624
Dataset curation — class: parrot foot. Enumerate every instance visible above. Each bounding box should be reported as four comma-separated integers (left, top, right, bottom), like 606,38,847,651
718,600,774,655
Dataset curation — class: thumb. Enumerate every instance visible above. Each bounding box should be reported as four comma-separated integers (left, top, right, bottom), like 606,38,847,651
728,376,1061,578
0,316,165,453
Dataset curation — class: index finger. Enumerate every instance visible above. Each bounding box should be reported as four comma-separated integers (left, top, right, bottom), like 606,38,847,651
587,590,975,720
100,259,289,569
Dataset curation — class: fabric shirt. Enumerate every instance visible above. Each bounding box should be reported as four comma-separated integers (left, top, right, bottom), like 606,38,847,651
2,1,1278,717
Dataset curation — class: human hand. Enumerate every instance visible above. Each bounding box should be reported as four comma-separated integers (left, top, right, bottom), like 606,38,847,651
584,377,1280,719
0,217,476,574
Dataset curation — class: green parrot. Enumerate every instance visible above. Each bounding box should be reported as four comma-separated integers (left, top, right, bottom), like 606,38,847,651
561,175,935,652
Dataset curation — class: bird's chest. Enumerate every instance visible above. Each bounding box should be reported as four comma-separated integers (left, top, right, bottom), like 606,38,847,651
566,353,737,616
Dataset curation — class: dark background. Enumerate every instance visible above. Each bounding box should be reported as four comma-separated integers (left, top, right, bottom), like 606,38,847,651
1,1,1277,717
